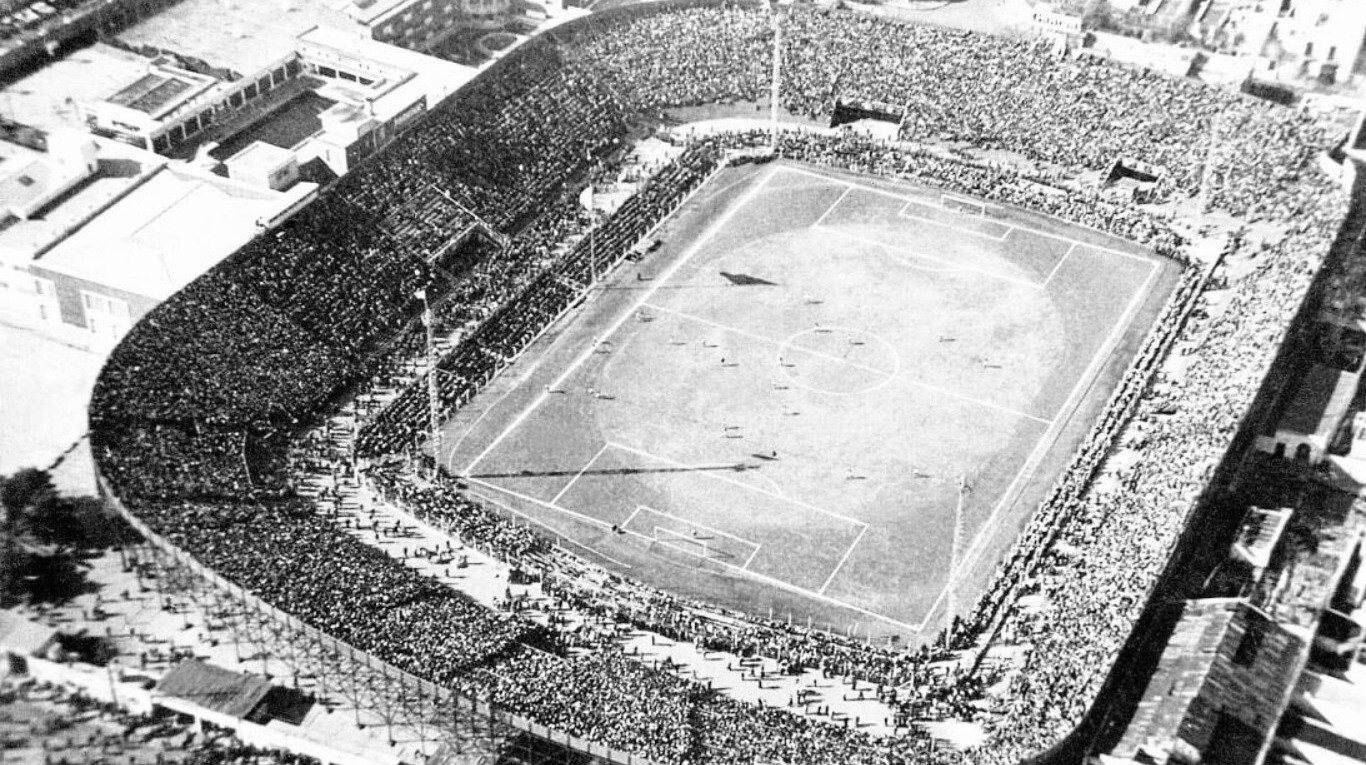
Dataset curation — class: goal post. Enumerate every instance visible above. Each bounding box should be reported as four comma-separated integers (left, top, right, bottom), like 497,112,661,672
653,526,713,560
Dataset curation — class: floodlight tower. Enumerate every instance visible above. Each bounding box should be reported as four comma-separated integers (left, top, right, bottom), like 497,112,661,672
1197,113,1225,226
944,473,968,651
418,288,442,475
769,0,782,151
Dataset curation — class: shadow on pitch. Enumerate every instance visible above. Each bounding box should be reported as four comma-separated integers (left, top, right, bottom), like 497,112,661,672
469,464,756,480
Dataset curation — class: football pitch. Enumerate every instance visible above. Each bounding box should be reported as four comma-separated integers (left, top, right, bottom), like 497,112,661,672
439,160,1182,642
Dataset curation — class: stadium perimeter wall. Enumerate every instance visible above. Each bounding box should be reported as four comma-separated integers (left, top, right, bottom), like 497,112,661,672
93,469,659,765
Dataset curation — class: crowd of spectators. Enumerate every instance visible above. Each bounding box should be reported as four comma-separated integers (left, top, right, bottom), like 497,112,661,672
90,2,1352,765
355,144,720,456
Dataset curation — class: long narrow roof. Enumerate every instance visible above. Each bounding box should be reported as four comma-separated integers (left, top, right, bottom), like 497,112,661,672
1110,599,1305,765
156,660,274,719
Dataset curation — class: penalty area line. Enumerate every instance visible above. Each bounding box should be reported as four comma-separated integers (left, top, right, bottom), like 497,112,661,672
913,256,1163,633
819,525,867,595
550,442,610,506
460,165,781,477
471,474,913,631
463,485,636,569
811,185,852,229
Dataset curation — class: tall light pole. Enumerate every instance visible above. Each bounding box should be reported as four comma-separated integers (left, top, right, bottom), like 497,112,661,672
1197,112,1224,227
417,289,442,476
769,0,782,152
944,474,968,651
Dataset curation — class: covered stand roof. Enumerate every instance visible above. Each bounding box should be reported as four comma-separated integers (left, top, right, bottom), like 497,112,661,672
155,660,274,719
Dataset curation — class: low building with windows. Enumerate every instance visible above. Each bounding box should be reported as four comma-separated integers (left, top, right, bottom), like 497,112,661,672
340,0,513,50
1192,0,1366,86
0,141,315,349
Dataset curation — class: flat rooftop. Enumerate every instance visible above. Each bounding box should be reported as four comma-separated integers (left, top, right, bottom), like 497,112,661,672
0,43,153,133
0,138,165,262
116,0,359,75
30,165,305,300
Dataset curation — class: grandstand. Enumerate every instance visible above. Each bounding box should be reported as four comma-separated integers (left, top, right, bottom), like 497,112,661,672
88,2,1355,764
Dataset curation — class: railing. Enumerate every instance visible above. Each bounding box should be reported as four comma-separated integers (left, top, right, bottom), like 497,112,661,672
96,469,664,765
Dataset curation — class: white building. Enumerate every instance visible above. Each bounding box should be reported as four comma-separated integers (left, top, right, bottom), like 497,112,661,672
1,144,316,349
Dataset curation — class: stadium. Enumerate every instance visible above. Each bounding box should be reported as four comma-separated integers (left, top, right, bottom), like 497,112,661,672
87,2,1355,764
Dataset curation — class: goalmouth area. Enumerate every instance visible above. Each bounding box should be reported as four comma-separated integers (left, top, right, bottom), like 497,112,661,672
438,159,1183,644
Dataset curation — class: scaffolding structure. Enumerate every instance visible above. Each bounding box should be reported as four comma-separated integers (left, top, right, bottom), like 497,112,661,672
100,473,651,765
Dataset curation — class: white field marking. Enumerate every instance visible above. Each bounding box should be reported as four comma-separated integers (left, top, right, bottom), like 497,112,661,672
742,544,763,570
811,186,853,229
621,505,643,530
550,442,610,505
606,441,870,529
464,485,635,569
644,302,895,377
776,324,903,398
898,203,1011,243
699,171,762,204
942,194,986,216
1042,242,1077,289
443,353,556,465
872,241,975,275
467,477,619,531
746,469,786,497
777,165,1010,242
633,503,759,547
913,256,1162,633
654,531,717,563
650,525,758,566
462,166,780,476
1005,227,1154,264
814,225,1037,289
819,524,868,596
646,300,1051,425
782,164,1154,263
478,464,915,631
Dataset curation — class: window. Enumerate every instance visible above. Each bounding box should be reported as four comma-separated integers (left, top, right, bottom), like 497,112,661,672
257,75,271,93
1305,41,1314,57
81,290,129,319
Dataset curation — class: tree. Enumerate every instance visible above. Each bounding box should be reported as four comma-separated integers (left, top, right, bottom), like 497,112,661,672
2,468,87,549
0,467,56,513
1,469,96,606
23,494,83,550
19,551,92,604
1082,0,1116,32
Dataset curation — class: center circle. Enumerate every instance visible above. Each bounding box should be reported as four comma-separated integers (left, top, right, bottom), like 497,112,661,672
777,326,900,395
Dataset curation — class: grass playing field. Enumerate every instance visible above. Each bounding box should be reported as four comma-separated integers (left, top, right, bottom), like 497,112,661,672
439,160,1182,644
